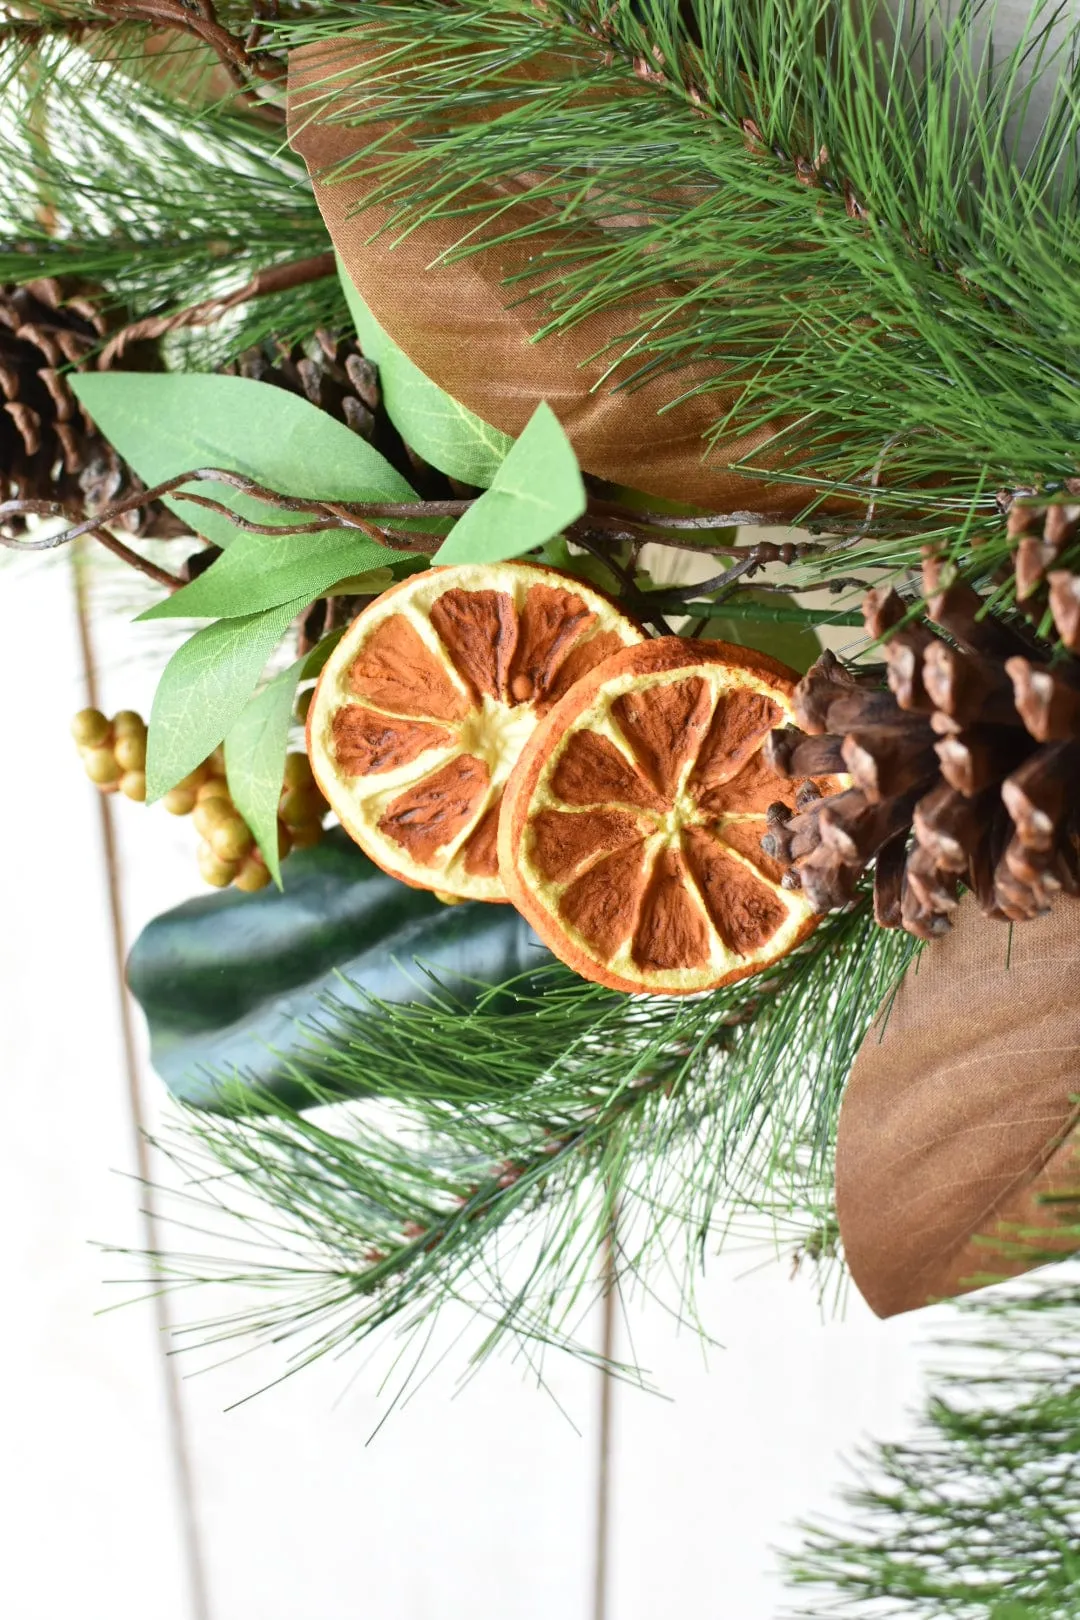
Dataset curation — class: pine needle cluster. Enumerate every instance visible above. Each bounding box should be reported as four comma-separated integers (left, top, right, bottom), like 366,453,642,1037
280,0,1080,584
114,902,915,1388
784,1265,1080,1617
0,3,345,362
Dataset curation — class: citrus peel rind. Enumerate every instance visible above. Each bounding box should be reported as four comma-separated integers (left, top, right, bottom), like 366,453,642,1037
306,562,644,900
499,638,841,994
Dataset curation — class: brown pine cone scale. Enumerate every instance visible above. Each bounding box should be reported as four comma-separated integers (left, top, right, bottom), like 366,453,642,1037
762,556,1080,939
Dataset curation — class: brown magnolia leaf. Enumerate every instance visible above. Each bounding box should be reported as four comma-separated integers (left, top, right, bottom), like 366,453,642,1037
286,36,847,520
837,893,1080,1318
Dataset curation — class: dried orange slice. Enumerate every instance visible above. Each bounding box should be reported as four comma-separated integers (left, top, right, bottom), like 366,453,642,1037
306,563,644,901
499,638,839,993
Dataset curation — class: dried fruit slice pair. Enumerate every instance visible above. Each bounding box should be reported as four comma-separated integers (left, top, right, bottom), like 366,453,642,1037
499,639,838,994
306,562,644,901
309,563,837,992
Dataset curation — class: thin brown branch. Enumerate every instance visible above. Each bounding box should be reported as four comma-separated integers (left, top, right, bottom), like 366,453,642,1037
89,526,184,590
91,0,286,113
98,251,337,368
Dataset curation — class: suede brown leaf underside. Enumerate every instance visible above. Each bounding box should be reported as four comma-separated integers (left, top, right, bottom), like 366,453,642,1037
836,895,1080,1318
286,36,849,518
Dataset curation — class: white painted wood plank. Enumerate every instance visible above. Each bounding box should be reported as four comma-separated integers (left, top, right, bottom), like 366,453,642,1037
605,1252,942,1619
85,559,603,1620
0,556,194,1620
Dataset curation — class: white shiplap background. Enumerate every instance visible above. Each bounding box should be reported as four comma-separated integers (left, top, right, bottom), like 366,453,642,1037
1,550,953,1620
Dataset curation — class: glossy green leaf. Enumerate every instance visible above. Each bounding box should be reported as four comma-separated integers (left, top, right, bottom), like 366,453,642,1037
70,373,414,559
126,831,551,1109
145,600,302,802
433,403,585,565
337,254,512,487
224,660,304,886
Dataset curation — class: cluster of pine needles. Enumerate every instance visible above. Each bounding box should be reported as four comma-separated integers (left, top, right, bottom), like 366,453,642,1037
784,1262,1080,1617
111,904,914,1390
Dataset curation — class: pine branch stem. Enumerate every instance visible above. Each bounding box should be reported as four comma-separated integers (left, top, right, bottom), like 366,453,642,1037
97,250,338,367
91,0,286,113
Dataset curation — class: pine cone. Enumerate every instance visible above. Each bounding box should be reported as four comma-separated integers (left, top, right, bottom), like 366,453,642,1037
226,332,470,498
1002,483,1080,631
0,277,171,539
226,331,380,441
761,555,1080,940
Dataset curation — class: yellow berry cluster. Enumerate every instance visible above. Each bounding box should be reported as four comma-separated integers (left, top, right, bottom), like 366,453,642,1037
71,707,148,801
71,708,328,891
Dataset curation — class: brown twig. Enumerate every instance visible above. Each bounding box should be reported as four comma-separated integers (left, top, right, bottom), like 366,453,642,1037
91,0,286,114
89,526,184,590
97,251,337,368
0,465,870,598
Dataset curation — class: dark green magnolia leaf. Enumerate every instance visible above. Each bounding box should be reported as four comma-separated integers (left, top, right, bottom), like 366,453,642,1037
337,253,512,487
433,402,586,565
224,659,304,885
145,600,302,801
69,373,413,576
126,831,552,1109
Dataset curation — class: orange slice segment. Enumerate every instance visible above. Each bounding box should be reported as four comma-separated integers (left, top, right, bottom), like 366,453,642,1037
306,562,644,901
499,637,843,993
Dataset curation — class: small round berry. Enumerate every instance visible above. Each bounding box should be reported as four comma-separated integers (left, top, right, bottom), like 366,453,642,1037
233,856,272,892
71,708,110,748
113,731,147,773
276,820,293,860
197,841,239,888
196,777,232,804
84,747,122,786
206,745,227,775
209,814,254,863
120,770,147,802
288,822,323,850
279,785,325,829
163,786,197,816
171,766,209,795
283,752,315,790
112,710,146,738
192,797,235,839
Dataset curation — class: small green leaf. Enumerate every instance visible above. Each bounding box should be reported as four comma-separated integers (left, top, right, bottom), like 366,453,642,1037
70,373,414,553
145,600,302,802
433,403,585,566
300,628,346,680
225,661,303,887
337,254,512,487
140,529,392,621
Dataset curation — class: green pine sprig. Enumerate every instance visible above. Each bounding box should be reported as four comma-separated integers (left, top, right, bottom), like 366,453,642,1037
0,14,344,363
108,900,916,1393
276,0,1080,561
783,1262,1080,1618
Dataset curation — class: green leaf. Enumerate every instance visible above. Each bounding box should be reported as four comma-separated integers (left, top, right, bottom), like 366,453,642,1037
337,254,512,487
69,373,414,556
224,661,304,887
145,600,302,802
433,403,585,565
141,529,395,621
125,830,551,1109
